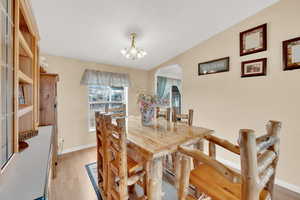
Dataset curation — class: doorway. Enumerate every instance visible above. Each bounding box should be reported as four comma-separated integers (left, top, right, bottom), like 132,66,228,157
172,86,181,115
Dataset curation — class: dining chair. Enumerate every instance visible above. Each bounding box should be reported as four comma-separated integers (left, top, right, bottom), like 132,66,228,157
172,107,194,126
156,107,171,121
171,108,201,170
104,114,148,200
96,112,109,195
105,103,126,117
177,120,282,200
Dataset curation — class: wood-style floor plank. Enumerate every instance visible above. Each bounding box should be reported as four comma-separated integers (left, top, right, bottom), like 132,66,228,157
50,147,300,200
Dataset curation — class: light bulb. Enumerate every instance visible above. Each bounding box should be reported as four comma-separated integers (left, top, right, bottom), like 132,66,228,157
121,49,127,55
130,47,137,55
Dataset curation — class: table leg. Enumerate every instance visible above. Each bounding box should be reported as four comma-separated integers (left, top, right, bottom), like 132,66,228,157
174,152,182,190
148,157,163,200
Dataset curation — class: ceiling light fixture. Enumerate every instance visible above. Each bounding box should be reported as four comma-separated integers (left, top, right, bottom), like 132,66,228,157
121,33,147,60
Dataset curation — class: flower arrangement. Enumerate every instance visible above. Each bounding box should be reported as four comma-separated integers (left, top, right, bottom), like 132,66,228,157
137,91,157,110
137,90,157,125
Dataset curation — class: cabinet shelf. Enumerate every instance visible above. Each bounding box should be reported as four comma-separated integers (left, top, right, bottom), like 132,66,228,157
19,31,33,59
19,70,33,84
18,104,33,117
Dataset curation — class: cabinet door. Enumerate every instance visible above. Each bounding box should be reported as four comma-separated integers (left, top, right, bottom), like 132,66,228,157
40,75,58,126
0,0,14,168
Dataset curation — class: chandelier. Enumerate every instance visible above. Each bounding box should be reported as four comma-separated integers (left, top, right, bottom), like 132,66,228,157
121,33,147,60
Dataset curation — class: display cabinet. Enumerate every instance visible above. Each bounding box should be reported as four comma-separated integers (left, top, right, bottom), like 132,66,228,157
14,0,40,152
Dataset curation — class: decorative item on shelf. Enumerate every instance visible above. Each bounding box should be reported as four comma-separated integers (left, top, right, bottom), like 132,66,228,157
240,23,267,56
137,90,158,126
19,85,25,104
283,36,300,71
19,141,29,152
241,58,267,78
121,33,147,60
40,56,49,72
19,130,39,142
198,57,230,75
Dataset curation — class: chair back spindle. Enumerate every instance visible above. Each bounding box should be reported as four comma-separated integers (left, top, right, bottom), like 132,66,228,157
156,107,171,121
239,121,281,200
173,108,194,126
105,103,126,117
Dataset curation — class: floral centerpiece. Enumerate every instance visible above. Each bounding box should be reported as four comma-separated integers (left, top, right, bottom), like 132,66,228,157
137,90,158,126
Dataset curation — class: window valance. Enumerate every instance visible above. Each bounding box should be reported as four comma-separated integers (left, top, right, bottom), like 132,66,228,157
80,69,131,87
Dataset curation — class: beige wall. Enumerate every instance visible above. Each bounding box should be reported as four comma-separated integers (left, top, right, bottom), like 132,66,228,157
149,0,300,188
44,55,148,151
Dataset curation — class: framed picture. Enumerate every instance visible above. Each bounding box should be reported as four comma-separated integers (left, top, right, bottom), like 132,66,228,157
19,85,25,104
283,36,300,70
198,57,230,75
241,58,267,78
240,24,267,56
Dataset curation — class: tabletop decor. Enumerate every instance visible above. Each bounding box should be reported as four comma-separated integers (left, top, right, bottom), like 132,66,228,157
198,57,230,75
240,24,267,56
241,58,267,78
137,90,157,126
283,36,300,70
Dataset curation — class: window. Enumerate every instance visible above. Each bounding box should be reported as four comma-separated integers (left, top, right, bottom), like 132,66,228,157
1,0,14,168
88,86,127,131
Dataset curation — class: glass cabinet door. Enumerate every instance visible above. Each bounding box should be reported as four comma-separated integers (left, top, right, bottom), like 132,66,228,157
0,0,14,168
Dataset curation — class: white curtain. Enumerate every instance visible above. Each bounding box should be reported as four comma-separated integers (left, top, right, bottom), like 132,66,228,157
156,76,182,106
80,69,131,87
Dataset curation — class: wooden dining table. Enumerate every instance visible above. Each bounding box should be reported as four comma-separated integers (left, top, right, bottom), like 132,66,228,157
125,116,214,200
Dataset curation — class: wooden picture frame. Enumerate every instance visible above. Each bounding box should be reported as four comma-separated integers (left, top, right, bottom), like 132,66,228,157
283,36,300,71
241,58,267,78
198,57,230,76
240,24,267,56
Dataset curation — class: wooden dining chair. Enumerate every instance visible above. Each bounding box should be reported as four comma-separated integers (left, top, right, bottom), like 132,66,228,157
105,103,126,117
104,114,148,200
96,112,109,195
177,120,282,200
171,108,200,171
172,107,194,126
156,107,171,121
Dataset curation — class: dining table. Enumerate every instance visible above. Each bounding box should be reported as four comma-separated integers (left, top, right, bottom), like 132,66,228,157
125,116,214,200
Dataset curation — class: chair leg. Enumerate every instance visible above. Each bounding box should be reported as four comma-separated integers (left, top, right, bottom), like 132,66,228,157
172,152,177,171
178,155,191,200
143,162,150,197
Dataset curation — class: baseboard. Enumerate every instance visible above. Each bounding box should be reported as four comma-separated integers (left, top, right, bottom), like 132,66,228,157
217,157,300,195
59,143,96,155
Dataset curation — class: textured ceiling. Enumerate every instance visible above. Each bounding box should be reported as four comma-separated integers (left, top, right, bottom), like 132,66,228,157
31,0,278,70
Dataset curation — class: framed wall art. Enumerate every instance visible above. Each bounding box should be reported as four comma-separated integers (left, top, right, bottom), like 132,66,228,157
283,36,300,71
241,58,267,78
198,57,230,76
240,24,267,56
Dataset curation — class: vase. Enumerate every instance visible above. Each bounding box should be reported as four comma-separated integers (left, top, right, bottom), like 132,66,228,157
141,106,155,126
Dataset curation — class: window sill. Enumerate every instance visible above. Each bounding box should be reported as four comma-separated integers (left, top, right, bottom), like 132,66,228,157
89,128,96,133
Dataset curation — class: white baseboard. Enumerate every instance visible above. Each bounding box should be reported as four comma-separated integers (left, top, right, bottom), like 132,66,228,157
59,143,96,155
217,157,300,195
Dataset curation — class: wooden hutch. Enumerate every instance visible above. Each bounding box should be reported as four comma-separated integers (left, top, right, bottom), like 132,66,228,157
14,0,40,152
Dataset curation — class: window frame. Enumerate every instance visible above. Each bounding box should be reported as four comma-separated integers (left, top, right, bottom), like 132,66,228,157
87,86,128,132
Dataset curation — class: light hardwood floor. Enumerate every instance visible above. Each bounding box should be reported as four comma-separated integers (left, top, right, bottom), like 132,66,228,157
50,147,300,200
